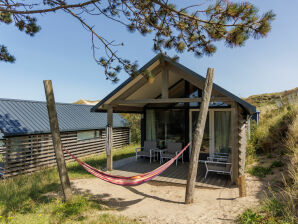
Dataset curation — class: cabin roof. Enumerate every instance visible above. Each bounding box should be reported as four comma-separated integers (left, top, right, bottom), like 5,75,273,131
0,98,127,137
91,54,256,115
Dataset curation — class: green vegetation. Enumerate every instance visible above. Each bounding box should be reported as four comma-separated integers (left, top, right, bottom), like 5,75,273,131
270,160,284,168
238,209,264,224
248,165,273,178
68,144,138,179
0,144,140,224
248,160,285,178
73,99,142,144
246,105,297,158
121,114,141,143
246,87,298,107
240,89,298,224
238,196,296,224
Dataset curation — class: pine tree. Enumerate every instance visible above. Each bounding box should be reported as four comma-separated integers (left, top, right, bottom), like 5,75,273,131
0,0,275,82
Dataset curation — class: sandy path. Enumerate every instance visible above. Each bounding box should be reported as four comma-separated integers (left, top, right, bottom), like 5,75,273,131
72,175,264,224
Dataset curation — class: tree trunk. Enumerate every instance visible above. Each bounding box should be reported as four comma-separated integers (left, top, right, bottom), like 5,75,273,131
185,68,214,204
43,80,72,201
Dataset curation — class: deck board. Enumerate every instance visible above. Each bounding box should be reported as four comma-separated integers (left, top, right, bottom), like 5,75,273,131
112,158,231,189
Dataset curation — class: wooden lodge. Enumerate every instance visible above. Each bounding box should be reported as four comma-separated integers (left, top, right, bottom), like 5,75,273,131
91,54,257,184
0,99,130,178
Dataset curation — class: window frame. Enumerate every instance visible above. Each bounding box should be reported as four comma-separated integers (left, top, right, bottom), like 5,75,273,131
77,130,103,141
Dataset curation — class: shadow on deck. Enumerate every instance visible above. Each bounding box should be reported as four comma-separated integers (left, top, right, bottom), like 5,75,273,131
112,157,233,189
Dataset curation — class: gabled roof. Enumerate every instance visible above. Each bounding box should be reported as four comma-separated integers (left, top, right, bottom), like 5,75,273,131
0,98,127,137
91,54,256,114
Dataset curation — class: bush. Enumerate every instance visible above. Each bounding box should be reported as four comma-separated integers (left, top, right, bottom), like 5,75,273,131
247,105,297,157
242,103,298,224
121,113,141,143
248,165,273,178
270,160,284,168
237,209,264,224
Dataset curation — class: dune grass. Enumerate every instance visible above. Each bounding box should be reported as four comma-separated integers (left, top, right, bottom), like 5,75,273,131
240,102,297,224
0,144,140,224
247,160,284,178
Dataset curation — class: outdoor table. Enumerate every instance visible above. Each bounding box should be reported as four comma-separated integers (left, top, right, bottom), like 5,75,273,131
152,148,164,163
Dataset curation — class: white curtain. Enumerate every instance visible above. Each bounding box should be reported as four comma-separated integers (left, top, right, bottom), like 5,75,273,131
214,111,231,153
146,110,156,140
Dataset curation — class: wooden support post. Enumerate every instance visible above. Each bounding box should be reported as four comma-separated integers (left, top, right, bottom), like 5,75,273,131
185,68,214,204
161,64,169,99
238,117,247,197
237,175,247,197
107,107,113,171
43,80,72,201
231,102,239,183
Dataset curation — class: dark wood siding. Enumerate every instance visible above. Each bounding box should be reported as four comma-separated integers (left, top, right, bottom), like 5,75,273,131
1,127,129,178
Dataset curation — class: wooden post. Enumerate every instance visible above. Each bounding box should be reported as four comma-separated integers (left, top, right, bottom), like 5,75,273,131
231,102,239,183
185,68,214,204
237,175,247,197
238,118,247,197
43,80,72,201
161,64,169,99
107,107,113,171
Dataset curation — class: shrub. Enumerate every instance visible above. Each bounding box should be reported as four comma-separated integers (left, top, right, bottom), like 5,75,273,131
237,209,264,224
121,113,141,143
270,160,284,168
242,103,298,224
248,165,273,178
247,105,297,157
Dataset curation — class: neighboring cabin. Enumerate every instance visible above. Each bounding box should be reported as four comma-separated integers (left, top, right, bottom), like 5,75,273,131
0,98,129,178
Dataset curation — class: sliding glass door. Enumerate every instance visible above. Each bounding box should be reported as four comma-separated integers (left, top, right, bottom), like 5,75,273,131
190,111,210,154
146,109,186,147
190,109,231,155
214,111,232,153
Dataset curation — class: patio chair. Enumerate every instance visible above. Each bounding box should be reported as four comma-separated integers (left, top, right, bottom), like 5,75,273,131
204,155,232,179
207,153,229,162
135,141,157,163
160,142,183,166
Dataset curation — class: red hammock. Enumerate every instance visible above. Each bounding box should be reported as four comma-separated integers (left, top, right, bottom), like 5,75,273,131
65,143,190,186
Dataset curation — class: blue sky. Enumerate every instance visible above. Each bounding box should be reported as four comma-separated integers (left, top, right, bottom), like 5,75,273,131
1,0,297,103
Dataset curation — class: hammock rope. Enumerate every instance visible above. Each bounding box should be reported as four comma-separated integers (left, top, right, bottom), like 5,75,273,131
65,142,190,186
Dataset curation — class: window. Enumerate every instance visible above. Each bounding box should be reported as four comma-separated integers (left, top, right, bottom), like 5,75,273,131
0,140,4,147
77,130,102,141
214,111,231,153
146,109,186,147
191,111,210,154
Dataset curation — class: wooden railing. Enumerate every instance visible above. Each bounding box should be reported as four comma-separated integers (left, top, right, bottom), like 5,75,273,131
1,127,129,178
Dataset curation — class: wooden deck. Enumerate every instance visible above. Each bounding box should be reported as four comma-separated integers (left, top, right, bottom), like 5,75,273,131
112,158,232,189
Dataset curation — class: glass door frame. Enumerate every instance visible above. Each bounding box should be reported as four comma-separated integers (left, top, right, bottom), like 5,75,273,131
189,108,232,158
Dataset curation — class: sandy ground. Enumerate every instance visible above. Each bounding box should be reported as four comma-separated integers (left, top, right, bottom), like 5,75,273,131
72,174,265,224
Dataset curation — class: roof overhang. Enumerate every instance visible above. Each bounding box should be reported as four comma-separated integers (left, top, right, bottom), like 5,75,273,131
91,54,257,115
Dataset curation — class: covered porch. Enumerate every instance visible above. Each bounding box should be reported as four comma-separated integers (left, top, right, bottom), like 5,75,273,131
91,54,256,186
112,158,231,188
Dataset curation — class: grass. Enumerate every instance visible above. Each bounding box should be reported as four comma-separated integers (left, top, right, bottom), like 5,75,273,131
238,197,296,224
0,144,141,224
241,97,298,223
248,165,273,178
248,160,285,178
67,143,138,179
237,209,264,224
